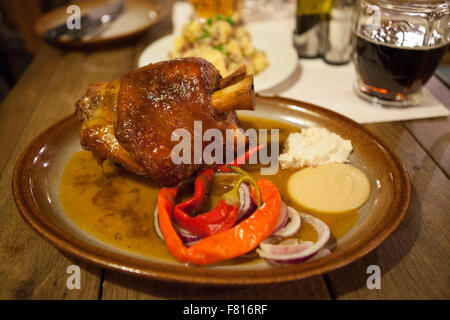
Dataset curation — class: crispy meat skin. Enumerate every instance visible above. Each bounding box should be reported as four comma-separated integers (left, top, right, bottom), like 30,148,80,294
76,58,242,187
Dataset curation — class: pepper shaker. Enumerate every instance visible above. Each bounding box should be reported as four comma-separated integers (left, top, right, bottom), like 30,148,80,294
323,0,355,65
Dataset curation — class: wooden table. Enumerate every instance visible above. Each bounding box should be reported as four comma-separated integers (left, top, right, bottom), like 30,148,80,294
0,7,449,300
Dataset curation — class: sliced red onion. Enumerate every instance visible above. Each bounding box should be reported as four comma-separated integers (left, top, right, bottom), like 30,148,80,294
238,182,250,219
153,204,202,244
245,197,257,217
214,173,257,222
271,201,289,234
273,203,299,237
153,204,165,241
184,239,200,247
237,183,257,221
257,208,331,265
259,238,313,256
173,222,202,244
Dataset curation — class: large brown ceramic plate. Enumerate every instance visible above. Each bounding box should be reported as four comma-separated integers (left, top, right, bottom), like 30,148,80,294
12,95,410,285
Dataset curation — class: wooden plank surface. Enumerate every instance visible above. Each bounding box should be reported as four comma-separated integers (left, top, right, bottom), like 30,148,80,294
0,46,62,177
0,44,137,299
402,78,450,177
0,0,449,299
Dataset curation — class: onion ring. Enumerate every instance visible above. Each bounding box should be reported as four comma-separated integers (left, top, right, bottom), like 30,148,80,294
153,204,165,241
257,208,331,264
273,205,300,237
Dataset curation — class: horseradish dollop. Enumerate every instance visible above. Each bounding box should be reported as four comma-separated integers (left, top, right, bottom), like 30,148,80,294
278,127,353,169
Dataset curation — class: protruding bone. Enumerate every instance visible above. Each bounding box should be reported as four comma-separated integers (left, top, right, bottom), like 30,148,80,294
218,65,247,89
211,75,255,113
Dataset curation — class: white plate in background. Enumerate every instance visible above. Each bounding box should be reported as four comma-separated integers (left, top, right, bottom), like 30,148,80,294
137,29,298,92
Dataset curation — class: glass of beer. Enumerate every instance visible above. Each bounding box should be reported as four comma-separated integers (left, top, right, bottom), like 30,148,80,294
190,0,240,18
352,0,449,107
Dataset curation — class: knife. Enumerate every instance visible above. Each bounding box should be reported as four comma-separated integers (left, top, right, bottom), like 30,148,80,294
43,0,124,44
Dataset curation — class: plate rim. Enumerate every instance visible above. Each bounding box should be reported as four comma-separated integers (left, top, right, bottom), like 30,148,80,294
12,95,411,285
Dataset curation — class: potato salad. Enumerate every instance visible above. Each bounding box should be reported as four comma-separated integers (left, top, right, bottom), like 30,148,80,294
170,15,269,76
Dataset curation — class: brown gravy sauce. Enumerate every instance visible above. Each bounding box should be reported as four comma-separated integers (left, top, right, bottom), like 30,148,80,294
60,117,359,264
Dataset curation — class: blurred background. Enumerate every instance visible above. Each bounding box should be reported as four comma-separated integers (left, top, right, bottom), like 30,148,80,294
0,0,449,105
0,0,71,102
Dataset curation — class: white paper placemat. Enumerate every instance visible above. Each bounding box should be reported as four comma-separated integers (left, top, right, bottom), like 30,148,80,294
261,58,449,124
171,2,449,124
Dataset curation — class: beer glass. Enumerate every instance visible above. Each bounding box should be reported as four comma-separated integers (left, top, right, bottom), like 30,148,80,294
352,0,449,107
190,0,240,18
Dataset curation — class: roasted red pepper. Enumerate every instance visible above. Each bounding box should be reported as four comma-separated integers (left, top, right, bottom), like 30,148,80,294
158,178,281,265
174,175,253,237
171,145,265,237
178,168,214,211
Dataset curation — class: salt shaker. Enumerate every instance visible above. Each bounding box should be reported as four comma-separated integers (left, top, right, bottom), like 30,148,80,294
323,0,355,65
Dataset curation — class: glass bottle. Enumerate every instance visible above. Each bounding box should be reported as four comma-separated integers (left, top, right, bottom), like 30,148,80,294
293,0,332,58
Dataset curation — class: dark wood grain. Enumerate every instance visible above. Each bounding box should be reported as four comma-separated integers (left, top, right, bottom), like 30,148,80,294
402,78,450,177
0,44,137,299
0,46,62,178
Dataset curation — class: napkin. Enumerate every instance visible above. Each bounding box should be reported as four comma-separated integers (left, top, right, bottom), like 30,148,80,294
171,2,449,124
